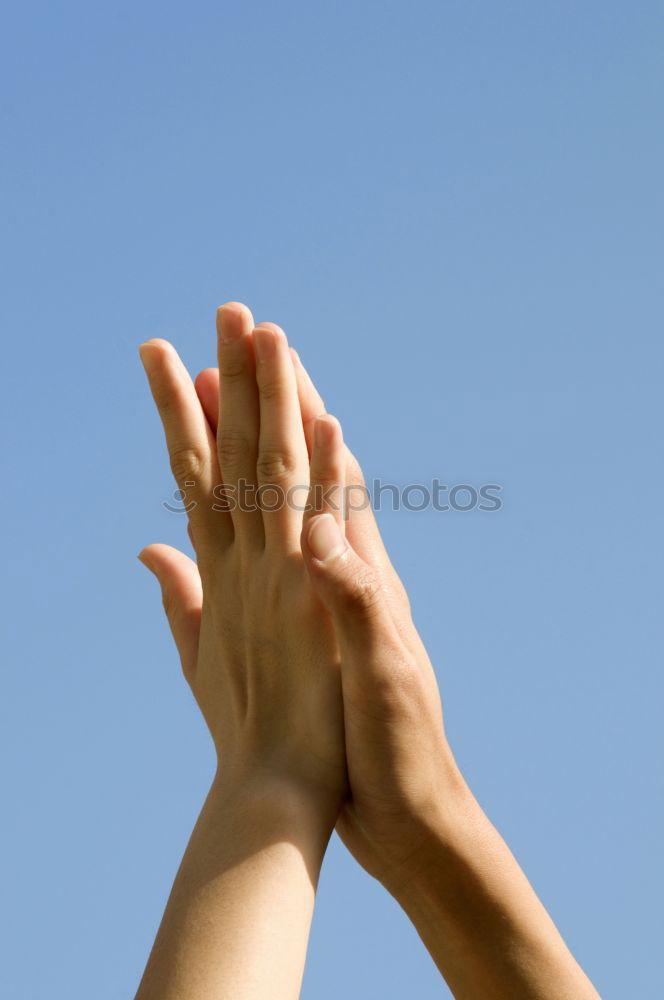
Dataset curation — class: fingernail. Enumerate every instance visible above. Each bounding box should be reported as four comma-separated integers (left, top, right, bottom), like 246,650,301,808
315,415,340,450
314,417,330,448
307,514,347,562
217,313,244,344
253,326,279,361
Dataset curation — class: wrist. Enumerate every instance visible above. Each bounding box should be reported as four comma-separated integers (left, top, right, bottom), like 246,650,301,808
378,766,481,900
209,767,340,862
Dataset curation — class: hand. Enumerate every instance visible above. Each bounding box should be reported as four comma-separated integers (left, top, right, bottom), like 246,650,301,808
292,359,599,1000
139,303,346,811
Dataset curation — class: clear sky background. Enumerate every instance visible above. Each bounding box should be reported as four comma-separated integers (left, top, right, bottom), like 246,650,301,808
2,2,662,997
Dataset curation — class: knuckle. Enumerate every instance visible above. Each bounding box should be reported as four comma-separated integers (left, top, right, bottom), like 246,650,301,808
343,568,383,617
218,428,253,471
256,449,297,484
258,374,288,402
169,444,205,485
371,657,424,715
386,656,421,698
220,355,247,383
348,648,424,720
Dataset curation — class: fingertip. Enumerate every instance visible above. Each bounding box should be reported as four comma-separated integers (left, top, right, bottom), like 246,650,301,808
137,549,155,573
139,338,173,352
194,367,219,391
139,338,174,371
217,301,253,321
217,302,254,343
138,542,201,578
314,413,343,449
253,323,287,362
254,321,285,336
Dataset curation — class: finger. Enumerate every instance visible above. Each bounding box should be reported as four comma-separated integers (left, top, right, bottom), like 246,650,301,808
301,515,405,688
194,367,220,435
341,448,411,613
290,347,399,584
253,323,309,550
139,340,229,549
216,302,263,545
290,347,325,456
138,543,203,683
303,415,346,532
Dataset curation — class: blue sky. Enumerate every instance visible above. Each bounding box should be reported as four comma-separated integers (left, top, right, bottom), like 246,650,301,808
2,2,662,997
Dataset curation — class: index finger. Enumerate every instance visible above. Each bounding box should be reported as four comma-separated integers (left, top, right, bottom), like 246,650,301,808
139,339,230,548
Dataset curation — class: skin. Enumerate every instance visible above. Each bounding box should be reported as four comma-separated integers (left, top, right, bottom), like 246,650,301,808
136,302,601,999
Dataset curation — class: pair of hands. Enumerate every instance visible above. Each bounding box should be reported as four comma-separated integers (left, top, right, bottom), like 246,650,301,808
137,303,600,1000
139,301,460,891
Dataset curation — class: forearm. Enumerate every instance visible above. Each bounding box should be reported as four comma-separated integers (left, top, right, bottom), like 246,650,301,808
136,774,336,1000
386,782,600,1000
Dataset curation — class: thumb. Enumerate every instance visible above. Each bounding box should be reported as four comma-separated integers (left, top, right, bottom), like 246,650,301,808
138,543,203,681
302,513,397,657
